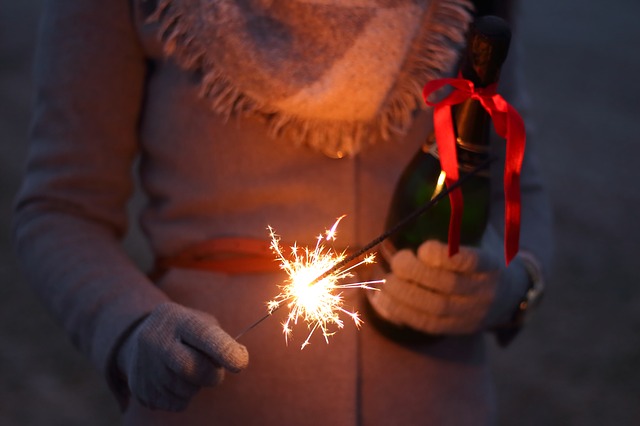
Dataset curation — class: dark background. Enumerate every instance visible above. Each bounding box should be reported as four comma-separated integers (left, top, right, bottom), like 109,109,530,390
2,1,639,424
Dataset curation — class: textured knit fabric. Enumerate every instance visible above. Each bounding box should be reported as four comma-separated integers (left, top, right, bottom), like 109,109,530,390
117,302,249,411
368,237,532,334
146,0,473,157
12,0,552,424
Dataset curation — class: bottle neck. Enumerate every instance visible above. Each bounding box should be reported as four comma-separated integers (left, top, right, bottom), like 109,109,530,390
453,15,510,149
452,97,491,149
424,131,490,176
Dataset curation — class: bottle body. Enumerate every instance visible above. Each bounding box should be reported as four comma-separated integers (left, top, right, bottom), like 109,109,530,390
383,15,511,257
384,135,491,253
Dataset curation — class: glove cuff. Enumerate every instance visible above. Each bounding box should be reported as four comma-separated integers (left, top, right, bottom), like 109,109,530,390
494,251,545,345
108,312,152,411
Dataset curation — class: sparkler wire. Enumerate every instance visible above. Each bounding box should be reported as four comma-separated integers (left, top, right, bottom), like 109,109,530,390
234,156,495,340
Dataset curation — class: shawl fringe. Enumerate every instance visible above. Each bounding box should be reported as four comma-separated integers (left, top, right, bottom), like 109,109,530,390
148,0,474,157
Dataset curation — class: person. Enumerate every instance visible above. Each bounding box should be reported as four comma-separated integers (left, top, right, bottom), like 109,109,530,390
13,0,552,424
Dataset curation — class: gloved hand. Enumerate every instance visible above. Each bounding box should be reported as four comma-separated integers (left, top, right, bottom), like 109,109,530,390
368,229,533,335
117,302,249,411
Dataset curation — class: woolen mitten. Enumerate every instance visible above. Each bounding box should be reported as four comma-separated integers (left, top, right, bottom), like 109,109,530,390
368,229,533,335
117,302,249,411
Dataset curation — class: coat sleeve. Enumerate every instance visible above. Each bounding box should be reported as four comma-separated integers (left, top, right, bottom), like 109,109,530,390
12,0,170,398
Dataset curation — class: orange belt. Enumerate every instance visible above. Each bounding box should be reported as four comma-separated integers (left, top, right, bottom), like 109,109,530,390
154,237,283,277
153,237,361,278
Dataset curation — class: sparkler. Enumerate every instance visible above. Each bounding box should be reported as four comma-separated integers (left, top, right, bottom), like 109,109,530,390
264,216,383,349
235,156,494,346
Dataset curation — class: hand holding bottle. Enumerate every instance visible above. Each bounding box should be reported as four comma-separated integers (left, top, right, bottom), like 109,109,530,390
116,302,249,411
368,228,532,335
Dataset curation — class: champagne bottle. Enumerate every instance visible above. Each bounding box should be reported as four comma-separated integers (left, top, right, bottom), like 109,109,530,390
383,16,512,257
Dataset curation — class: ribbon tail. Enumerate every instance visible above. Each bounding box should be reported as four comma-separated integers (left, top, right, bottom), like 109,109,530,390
503,104,526,264
433,104,462,257
446,182,463,257
482,94,526,265
504,171,521,264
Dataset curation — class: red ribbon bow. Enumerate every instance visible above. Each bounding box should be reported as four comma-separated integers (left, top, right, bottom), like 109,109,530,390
422,77,526,264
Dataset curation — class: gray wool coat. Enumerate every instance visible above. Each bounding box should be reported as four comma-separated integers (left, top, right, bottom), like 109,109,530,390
13,0,552,425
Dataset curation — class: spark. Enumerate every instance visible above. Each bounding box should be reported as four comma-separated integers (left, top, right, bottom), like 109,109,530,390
267,216,383,349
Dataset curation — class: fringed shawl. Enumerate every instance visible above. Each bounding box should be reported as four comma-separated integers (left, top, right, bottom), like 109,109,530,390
143,0,473,157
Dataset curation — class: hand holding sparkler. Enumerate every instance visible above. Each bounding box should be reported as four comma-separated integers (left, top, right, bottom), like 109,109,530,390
117,302,248,411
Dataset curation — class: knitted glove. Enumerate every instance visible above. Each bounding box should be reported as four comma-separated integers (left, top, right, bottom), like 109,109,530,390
369,230,533,335
117,302,249,411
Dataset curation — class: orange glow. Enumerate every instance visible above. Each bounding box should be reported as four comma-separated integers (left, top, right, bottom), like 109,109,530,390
431,170,447,200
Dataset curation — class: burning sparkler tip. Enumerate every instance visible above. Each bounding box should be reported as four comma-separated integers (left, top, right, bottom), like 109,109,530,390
266,216,380,349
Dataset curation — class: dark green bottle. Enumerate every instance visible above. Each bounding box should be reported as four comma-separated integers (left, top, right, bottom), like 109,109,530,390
384,16,512,256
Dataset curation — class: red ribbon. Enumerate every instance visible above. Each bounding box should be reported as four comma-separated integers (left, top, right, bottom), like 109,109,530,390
422,77,526,264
